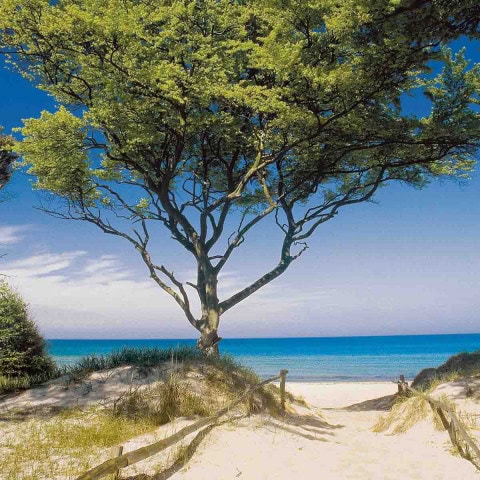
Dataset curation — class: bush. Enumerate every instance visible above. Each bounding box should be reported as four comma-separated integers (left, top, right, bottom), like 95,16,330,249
0,281,54,378
412,350,480,390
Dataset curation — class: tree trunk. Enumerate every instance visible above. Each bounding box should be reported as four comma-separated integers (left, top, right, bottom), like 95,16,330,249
197,324,222,356
196,267,222,356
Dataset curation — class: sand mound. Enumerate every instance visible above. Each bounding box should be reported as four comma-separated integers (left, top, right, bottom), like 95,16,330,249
0,365,172,414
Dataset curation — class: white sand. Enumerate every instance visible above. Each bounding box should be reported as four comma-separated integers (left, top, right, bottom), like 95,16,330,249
164,381,479,480
1,376,479,479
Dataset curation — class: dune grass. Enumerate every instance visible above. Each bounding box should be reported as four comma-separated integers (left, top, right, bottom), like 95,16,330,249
0,346,260,397
0,408,157,480
111,371,212,425
0,347,281,479
61,346,259,383
373,373,463,435
372,394,439,434
0,371,56,395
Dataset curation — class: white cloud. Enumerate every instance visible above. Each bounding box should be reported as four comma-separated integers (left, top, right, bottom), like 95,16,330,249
3,244,478,339
0,225,30,245
1,248,335,338
4,251,86,277
1,250,189,337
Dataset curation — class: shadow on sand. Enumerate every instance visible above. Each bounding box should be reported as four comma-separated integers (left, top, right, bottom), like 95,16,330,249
342,394,397,412
124,411,343,480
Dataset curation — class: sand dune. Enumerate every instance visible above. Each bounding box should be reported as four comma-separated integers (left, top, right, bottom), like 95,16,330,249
1,376,478,479
160,382,478,480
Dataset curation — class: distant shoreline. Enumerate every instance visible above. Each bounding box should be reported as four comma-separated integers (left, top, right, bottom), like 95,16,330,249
46,334,480,382
46,332,480,341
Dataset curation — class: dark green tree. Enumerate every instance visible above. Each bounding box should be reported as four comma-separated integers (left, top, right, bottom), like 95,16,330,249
0,281,54,377
1,0,479,353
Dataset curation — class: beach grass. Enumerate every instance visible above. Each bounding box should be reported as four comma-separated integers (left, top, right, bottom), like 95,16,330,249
111,371,212,425
0,346,260,396
372,374,463,435
0,408,157,480
0,372,56,395
0,346,285,479
372,394,436,434
61,345,259,383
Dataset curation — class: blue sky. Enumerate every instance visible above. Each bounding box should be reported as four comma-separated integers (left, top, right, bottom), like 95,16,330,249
0,39,479,339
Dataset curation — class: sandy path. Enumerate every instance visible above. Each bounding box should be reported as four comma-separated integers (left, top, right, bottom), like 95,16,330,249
166,382,479,480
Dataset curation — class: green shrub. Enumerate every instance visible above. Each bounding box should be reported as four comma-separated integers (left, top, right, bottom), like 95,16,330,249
412,350,480,390
0,281,54,378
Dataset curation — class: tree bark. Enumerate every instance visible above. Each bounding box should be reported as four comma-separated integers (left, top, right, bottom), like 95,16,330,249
196,265,222,356
197,324,222,356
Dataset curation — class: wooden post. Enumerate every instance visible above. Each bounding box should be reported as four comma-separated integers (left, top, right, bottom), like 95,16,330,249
247,393,254,415
397,375,409,396
280,369,288,413
110,446,123,480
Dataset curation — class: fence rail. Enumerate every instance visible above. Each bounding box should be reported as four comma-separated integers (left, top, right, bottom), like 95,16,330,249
401,380,480,469
76,369,288,480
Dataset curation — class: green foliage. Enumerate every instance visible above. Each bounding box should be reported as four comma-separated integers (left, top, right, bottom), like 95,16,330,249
2,0,478,202
62,345,259,384
0,127,16,190
0,281,55,379
413,350,480,390
1,1,479,336
0,372,53,395
18,107,92,199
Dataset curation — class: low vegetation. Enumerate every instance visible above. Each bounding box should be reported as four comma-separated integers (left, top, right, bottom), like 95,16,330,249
0,347,285,479
111,372,212,425
0,408,157,480
61,345,259,383
412,350,480,390
0,372,55,395
372,356,480,434
372,391,443,435
0,344,260,395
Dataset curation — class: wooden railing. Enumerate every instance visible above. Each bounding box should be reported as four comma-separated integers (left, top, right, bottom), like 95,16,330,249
399,378,480,469
76,369,288,480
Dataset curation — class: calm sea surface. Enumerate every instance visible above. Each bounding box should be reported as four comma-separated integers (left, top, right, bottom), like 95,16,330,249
47,334,480,382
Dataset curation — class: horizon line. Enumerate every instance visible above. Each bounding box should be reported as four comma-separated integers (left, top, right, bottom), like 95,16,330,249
46,332,480,341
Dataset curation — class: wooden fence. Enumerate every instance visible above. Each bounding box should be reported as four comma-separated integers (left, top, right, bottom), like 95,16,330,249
400,379,480,469
76,369,288,480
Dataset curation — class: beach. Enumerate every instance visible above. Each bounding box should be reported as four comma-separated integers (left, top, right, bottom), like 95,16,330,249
1,372,478,480
0,335,480,480
160,381,478,480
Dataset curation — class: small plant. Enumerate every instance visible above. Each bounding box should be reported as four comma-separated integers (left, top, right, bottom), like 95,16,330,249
112,373,211,425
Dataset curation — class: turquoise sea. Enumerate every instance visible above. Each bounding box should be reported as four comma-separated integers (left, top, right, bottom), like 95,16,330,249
47,334,480,382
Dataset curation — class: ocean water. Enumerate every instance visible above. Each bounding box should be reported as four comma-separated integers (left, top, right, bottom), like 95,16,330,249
47,334,480,382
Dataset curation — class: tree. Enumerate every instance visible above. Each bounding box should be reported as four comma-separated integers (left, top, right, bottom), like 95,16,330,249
0,281,54,377
0,127,15,190
1,0,479,354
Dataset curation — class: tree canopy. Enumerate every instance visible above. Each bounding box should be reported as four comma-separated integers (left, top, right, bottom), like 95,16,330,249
1,0,479,352
0,128,15,190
